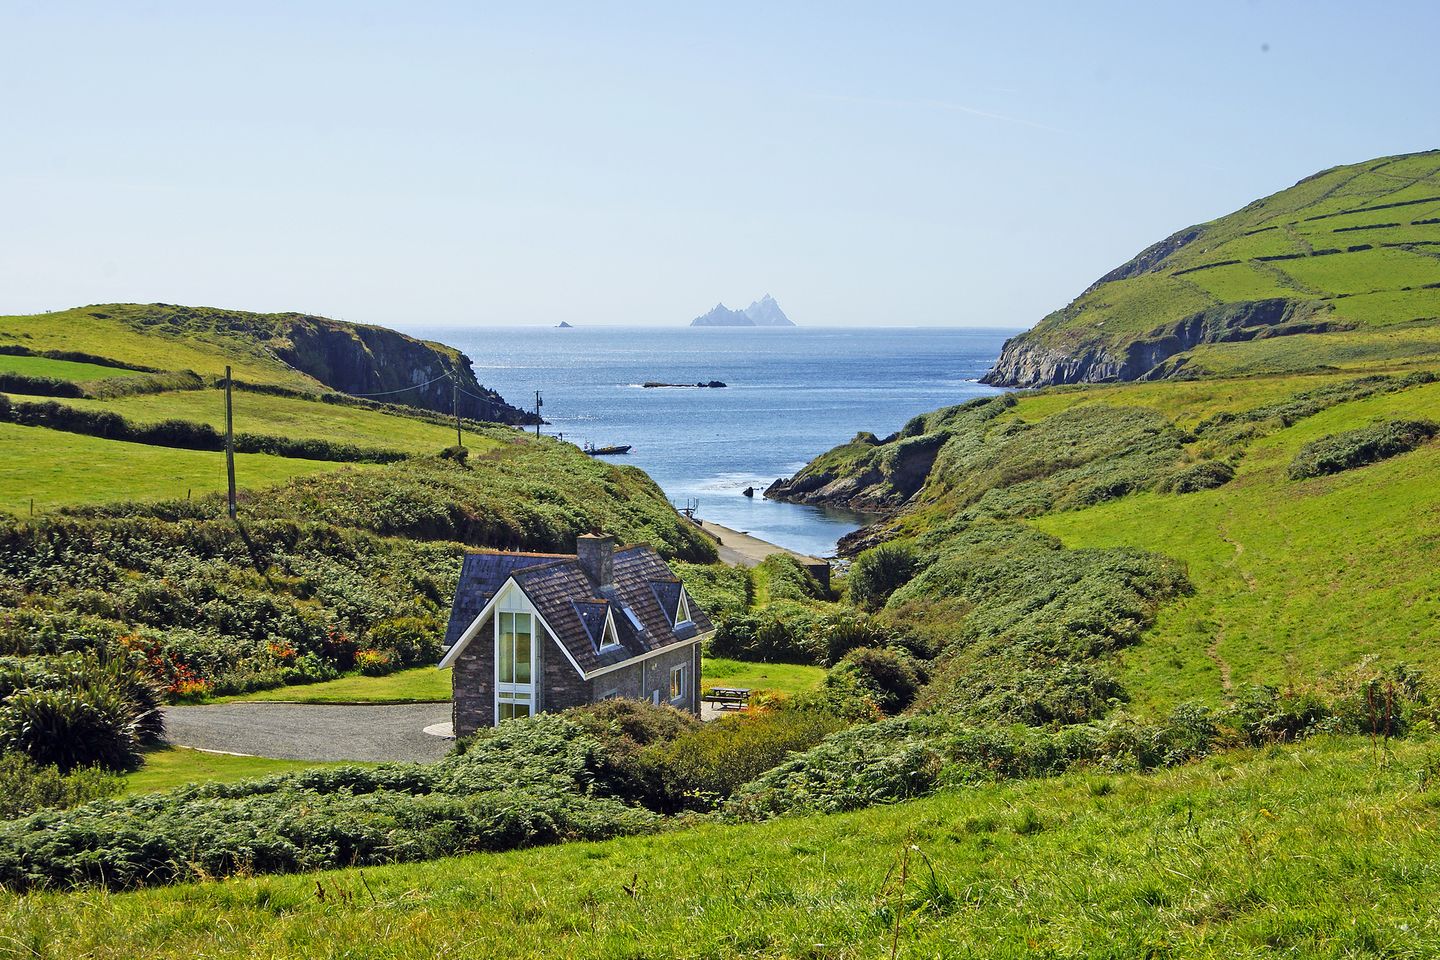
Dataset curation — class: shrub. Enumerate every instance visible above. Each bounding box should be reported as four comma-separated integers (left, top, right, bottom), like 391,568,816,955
0,373,84,398
637,707,846,813
0,754,121,819
829,647,922,714
355,648,396,676
0,687,142,771
671,561,752,620
1287,419,1438,480
365,616,443,667
439,444,470,464
848,541,921,610
1157,458,1235,494
756,555,828,602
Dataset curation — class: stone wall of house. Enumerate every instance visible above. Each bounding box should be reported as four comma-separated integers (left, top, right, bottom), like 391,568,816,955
592,642,701,715
451,613,495,737
539,633,590,713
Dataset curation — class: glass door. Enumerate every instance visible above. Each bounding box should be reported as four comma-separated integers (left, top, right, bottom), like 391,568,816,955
496,611,534,722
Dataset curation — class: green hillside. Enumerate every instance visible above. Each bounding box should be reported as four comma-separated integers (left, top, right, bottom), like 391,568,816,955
0,303,534,423
985,150,1440,386
6,735,1438,958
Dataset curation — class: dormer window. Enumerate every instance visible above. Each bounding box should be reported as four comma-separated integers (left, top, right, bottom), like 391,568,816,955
675,590,692,626
599,611,622,651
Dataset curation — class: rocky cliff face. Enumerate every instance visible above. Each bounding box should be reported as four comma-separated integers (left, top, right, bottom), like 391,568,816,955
982,299,1347,388
275,318,536,424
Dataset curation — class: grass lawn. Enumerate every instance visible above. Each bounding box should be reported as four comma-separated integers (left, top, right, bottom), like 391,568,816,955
7,735,1439,957
0,354,141,382
216,667,452,704
122,747,367,795
34,389,506,457
0,421,359,513
701,657,825,698
1033,379,1440,714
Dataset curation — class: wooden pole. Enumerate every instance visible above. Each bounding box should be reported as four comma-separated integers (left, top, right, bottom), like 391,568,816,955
224,365,237,520
534,390,542,437
453,373,462,447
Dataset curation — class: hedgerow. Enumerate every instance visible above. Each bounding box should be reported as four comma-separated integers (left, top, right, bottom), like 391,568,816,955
1287,419,1438,479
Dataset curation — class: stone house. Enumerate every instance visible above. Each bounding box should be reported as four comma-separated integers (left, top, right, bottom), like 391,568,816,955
439,534,713,735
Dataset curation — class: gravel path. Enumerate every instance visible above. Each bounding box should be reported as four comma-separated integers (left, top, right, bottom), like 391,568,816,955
163,702,455,763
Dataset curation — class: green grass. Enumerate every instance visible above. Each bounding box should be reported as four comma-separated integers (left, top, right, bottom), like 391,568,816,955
996,150,1440,384
30,388,504,456
0,355,141,382
0,306,314,388
0,421,358,514
700,657,825,698
6,735,1439,957
1032,378,1440,713
121,747,366,795
215,667,452,704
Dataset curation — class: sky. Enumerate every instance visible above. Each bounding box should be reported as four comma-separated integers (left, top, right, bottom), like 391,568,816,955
2,2,1437,330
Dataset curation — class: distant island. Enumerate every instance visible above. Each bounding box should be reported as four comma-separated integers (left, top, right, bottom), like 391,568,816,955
690,294,795,327
556,321,574,328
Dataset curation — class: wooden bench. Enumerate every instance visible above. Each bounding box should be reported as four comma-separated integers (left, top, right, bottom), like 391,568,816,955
701,686,751,710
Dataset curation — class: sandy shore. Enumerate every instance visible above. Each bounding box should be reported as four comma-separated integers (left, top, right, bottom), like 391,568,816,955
697,520,825,568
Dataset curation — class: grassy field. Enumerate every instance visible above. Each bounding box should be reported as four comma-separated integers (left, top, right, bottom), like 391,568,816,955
1033,378,1440,713
5,735,1437,958
216,667,453,704
25,388,505,457
121,747,367,795
0,355,141,382
0,307,314,388
701,657,826,698
0,421,358,513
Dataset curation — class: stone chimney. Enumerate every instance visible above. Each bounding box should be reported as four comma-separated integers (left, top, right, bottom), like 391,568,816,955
576,533,615,589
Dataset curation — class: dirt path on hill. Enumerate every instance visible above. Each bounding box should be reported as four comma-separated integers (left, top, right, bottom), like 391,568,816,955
1207,521,1260,695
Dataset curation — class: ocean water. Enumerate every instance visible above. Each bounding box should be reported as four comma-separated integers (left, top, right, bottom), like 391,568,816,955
412,326,1014,557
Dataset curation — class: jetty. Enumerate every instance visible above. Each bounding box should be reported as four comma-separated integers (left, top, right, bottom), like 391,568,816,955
698,520,831,589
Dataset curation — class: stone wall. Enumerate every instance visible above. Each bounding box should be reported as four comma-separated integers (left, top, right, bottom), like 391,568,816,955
451,613,494,737
592,642,701,715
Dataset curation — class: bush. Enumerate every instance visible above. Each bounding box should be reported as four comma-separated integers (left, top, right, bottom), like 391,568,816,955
355,648,396,676
365,616,443,667
0,373,84,398
848,541,920,610
1287,419,1438,480
756,555,828,602
637,707,846,813
439,444,470,464
0,687,142,772
829,647,922,714
0,753,121,819
671,561,752,620
1157,458,1235,494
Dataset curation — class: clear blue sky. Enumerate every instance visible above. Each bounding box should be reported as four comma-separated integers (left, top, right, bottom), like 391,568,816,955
2,1,1436,328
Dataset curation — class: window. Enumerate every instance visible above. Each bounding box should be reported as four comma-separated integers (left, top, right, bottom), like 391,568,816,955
670,664,687,702
497,611,532,685
675,590,692,626
599,613,621,651
496,610,534,724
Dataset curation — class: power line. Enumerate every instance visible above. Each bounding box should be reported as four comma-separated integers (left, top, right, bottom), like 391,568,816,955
345,371,453,397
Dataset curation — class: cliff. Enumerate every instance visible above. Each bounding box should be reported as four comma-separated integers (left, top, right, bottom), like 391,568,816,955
0,303,536,424
982,150,1440,387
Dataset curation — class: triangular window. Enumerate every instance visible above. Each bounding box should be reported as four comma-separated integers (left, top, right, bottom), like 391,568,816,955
599,611,622,650
676,590,692,626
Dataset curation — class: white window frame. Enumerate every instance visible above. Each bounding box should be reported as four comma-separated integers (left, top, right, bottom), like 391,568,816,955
669,663,688,703
675,589,692,627
494,590,536,725
598,609,622,652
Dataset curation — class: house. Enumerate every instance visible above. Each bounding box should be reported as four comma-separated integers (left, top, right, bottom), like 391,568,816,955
438,533,713,735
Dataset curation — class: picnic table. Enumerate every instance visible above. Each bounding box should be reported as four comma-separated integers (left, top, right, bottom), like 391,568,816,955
701,686,751,710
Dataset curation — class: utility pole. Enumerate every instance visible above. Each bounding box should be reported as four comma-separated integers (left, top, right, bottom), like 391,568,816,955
224,366,237,520
534,390,542,437
453,372,462,447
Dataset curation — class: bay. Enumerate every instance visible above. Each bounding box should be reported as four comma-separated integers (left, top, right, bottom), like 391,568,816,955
411,326,1014,558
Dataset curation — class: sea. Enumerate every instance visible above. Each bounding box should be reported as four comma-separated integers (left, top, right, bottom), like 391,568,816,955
410,326,1015,558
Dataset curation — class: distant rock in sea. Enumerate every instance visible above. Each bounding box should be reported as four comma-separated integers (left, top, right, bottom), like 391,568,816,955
690,295,796,327
743,294,794,327
556,321,574,328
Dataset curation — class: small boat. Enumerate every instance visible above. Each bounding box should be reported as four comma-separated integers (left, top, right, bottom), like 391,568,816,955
584,443,632,456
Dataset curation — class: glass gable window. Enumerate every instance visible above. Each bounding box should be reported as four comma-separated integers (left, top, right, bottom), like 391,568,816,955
498,611,532,685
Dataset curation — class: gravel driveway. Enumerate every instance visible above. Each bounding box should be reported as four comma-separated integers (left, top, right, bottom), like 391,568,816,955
164,702,455,763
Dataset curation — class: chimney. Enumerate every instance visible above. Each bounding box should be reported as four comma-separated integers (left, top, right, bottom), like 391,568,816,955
576,533,615,589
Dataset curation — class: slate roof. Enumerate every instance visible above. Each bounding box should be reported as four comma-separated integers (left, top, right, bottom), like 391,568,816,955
442,544,714,677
